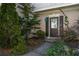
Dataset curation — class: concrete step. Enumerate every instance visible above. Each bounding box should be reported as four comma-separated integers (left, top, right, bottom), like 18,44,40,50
45,37,61,42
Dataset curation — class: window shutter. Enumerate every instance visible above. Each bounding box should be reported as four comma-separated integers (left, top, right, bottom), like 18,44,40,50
60,16,64,37
45,17,49,36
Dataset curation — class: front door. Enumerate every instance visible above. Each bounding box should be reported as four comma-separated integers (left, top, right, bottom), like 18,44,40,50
50,17,58,37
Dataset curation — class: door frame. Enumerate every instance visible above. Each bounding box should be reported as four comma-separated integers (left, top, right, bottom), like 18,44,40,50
47,14,64,38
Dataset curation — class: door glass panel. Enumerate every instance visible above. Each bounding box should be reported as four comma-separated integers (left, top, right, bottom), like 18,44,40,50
51,18,58,28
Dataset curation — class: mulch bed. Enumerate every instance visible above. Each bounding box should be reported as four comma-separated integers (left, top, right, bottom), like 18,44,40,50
0,48,12,56
65,40,79,48
27,38,45,51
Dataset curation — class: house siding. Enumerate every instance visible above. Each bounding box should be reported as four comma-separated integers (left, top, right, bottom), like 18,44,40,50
37,5,79,33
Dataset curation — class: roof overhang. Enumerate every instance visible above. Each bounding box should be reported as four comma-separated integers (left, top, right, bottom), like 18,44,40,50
33,3,79,13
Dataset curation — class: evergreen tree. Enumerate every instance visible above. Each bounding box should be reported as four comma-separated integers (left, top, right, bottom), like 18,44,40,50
0,3,25,49
19,3,40,40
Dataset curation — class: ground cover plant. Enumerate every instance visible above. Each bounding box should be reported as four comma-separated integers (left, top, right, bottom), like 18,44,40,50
47,40,76,56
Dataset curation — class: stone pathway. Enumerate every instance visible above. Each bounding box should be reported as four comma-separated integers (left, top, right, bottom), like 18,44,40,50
23,42,52,56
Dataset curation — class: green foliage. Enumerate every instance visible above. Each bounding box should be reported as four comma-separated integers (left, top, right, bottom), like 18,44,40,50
11,36,27,55
0,3,21,48
65,16,69,25
0,3,27,55
24,14,40,32
23,4,32,17
20,4,40,40
47,41,75,56
36,30,45,38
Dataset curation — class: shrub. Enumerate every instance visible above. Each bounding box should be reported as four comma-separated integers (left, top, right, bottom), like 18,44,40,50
47,41,75,56
0,4,27,55
0,4,22,48
11,36,27,55
64,30,77,42
36,30,45,38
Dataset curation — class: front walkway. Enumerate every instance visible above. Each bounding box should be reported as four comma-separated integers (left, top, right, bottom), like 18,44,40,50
23,42,52,56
